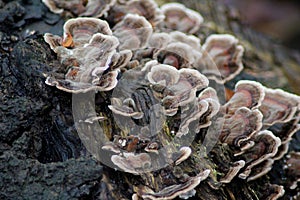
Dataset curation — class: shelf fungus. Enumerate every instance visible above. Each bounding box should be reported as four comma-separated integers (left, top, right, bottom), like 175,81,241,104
223,80,265,114
219,107,263,148
107,0,164,26
197,34,244,84
160,3,203,34
44,17,134,93
113,14,153,50
150,31,201,69
43,1,300,199
149,65,209,118
195,87,220,130
42,0,116,17
111,152,152,175
217,80,299,184
237,130,281,181
260,88,300,127
220,160,245,183
138,169,210,200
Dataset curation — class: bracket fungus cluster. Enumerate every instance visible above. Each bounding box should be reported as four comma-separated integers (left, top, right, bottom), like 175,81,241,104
42,0,117,17
43,0,300,199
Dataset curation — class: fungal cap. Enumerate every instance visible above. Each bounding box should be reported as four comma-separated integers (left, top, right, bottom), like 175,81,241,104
238,130,281,180
260,87,300,126
63,17,113,47
220,108,263,147
108,98,144,119
246,159,274,182
220,160,245,183
147,64,180,86
175,146,192,165
141,169,210,200
161,3,204,34
80,0,117,18
224,80,265,114
42,0,64,14
201,34,244,83
154,42,195,68
111,152,152,175
113,13,153,50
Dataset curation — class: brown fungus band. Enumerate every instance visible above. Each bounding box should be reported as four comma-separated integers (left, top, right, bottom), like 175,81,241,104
42,0,300,199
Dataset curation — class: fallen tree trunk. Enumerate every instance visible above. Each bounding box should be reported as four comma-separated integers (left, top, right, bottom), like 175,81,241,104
0,0,299,199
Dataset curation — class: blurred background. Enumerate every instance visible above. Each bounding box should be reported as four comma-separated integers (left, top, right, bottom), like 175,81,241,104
219,0,300,51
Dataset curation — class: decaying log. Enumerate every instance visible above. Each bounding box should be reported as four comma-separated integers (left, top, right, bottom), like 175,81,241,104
0,0,299,199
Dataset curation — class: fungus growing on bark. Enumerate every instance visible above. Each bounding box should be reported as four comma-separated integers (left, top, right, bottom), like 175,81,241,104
148,31,201,59
42,0,116,17
269,119,300,145
153,42,195,69
113,14,153,50
140,169,210,200
176,100,209,137
223,80,265,115
111,152,152,175
109,63,209,131
197,34,244,83
260,88,300,127
148,32,171,49
145,142,160,154
272,143,290,161
43,33,62,51
43,18,129,93
44,17,113,53
147,64,180,87
62,17,113,47
246,158,274,182
42,0,83,15
109,49,133,70
196,87,220,130
237,130,281,181
170,87,220,138
219,108,263,148
102,142,121,154
174,146,192,165
147,63,209,116
162,69,209,116
45,32,119,93
80,0,117,17
148,31,202,70
269,119,300,160
220,160,245,183
42,1,300,199
169,31,201,51
108,97,144,119
107,0,164,26
160,3,203,34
